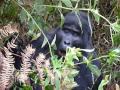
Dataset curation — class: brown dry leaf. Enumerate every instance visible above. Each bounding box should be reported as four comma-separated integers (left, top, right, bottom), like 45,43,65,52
7,38,17,51
18,45,35,83
115,84,120,90
0,23,19,38
106,83,120,90
0,48,15,89
35,53,52,82
0,52,3,73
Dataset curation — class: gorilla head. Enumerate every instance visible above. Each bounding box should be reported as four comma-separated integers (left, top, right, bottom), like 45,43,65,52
56,12,93,56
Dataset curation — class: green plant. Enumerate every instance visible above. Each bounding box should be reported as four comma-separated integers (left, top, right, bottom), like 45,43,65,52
0,0,120,90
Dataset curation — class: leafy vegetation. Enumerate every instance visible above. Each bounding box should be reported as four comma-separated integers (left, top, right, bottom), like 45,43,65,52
0,0,120,90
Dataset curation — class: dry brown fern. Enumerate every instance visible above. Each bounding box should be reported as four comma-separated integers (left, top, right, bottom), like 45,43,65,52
35,53,55,87
7,38,17,51
18,45,35,83
34,53,46,82
0,23,19,39
0,47,15,90
0,37,18,89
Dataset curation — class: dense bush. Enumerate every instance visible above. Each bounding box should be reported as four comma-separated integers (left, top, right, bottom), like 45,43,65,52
0,0,119,90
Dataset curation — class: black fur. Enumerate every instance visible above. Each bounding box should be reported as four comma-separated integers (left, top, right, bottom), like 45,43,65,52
31,11,102,90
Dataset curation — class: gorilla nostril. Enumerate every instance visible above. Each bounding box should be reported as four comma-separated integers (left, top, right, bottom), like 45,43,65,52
64,41,70,45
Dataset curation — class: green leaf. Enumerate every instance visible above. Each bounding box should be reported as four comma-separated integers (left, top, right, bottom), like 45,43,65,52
70,69,79,77
45,85,54,90
55,69,62,79
51,35,56,46
112,48,120,54
3,1,19,18
112,71,120,79
91,0,99,8
108,50,118,64
88,64,101,77
41,37,48,48
51,56,62,69
29,72,40,84
32,0,46,15
19,9,28,23
113,33,120,46
61,0,73,7
55,74,60,90
111,21,120,32
65,48,79,66
71,0,78,1
44,77,50,87
98,75,109,90
22,85,32,90
92,9,100,24
60,11,65,27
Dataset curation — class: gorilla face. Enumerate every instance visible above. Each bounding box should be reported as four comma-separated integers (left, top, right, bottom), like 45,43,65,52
56,12,92,56
56,26,82,56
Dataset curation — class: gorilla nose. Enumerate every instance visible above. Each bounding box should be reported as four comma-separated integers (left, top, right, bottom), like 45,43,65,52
64,40,71,45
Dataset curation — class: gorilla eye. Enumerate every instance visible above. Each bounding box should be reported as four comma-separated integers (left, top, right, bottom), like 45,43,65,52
73,31,79,36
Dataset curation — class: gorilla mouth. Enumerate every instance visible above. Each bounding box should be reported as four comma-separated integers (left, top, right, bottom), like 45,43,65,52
58,50,66,57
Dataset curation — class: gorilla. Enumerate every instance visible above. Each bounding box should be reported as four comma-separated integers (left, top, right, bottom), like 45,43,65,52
31,11,101,90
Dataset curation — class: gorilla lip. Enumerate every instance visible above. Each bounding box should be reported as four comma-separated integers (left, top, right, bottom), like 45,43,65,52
58,50,66,57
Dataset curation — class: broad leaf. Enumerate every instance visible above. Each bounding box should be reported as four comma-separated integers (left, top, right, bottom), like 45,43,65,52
41,37,48,48
88,64,101,77
61,0,73,7
55,74,60,90
44,77,50,87
92,9,100,24
51,35,56,46
22,85,32,90
98,75,109,90
111,21,120,32
60,11,65,27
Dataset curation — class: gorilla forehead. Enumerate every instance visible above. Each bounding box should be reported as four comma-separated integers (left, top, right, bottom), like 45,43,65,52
64,11,89,25
64,11,92,34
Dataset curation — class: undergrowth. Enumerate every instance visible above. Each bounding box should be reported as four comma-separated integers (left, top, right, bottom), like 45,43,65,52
0,0,120,90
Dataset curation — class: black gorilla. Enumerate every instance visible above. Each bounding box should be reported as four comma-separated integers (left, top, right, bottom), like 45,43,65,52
31,11,101,90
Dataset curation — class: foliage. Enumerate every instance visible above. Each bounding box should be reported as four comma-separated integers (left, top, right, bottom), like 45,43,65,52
0,47,15,89
0,0,120,90
0,41,81,90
